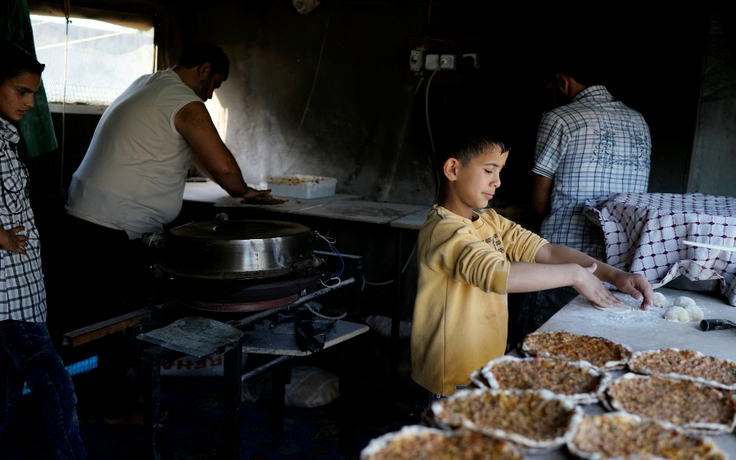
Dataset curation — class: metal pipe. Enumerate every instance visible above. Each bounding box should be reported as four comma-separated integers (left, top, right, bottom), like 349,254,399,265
229,276,355,328
240,355,292,382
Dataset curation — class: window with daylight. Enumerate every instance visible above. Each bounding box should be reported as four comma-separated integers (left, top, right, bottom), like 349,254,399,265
30,14,155,106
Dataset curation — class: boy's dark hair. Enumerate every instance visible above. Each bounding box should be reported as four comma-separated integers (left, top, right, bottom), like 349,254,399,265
176,42,230,80
0,41,45,84
439,133,509,170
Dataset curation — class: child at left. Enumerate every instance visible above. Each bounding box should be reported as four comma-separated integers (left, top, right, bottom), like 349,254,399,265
0,41,88,459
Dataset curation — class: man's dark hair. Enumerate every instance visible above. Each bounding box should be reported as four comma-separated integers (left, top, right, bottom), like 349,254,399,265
540,48,605,88
0,41,45,84
176,42,230,80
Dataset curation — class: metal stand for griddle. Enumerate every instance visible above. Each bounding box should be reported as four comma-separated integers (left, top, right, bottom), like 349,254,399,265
63,252,365,460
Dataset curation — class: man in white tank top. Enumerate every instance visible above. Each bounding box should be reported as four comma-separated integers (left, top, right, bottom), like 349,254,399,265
66,42,270,239
60,43,270,424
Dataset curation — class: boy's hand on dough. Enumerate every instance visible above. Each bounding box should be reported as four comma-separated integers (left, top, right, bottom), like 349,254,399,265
573,263,623,308
609,272,654,311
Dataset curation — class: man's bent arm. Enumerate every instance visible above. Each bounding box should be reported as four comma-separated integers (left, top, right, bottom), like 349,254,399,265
175,101,267,199
531,173,553,215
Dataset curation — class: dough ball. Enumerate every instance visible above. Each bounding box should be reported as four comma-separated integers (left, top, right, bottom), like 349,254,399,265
685,305,704,321
665,306,690,322
674,296,696,307
652,292,668,308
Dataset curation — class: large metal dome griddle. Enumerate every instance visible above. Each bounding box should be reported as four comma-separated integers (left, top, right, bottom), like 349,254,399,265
159,220,316,280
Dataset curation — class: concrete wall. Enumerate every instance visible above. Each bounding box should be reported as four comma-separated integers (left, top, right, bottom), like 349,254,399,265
187,1,709,208
688,15,736,197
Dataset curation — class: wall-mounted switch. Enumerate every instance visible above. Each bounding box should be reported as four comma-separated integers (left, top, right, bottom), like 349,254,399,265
409,49,424,72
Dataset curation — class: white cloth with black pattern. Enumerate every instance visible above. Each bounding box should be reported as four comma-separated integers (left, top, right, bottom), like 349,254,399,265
0,118,46,322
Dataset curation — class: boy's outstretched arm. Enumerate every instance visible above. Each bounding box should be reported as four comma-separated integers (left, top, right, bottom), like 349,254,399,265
507,243,653,310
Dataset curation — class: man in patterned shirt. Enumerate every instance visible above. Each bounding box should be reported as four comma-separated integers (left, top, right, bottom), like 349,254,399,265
512,54,651,346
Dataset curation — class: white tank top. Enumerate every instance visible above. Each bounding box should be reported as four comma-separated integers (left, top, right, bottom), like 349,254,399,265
66,69,202,238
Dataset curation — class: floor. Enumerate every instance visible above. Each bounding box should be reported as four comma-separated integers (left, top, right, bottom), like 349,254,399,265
0,332,417,460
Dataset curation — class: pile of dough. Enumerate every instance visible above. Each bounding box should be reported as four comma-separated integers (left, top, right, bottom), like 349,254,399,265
674,296,696,307
684,305,704,321
664,304,704,322
665,306,690,322
652,292,667,308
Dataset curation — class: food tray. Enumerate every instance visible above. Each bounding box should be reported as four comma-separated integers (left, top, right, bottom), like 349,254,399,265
480,355,610,405
628,348,736,391
603,373,736,435
567,412,727,460
431,388,582,454
521,330,632,371
360,425,524,460
266,175,337,199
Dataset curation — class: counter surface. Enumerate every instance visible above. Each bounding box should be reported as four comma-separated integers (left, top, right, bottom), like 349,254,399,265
526,287,736,459
538,287,736,361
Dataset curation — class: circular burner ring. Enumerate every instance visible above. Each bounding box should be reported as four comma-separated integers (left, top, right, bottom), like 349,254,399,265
182,294,299,313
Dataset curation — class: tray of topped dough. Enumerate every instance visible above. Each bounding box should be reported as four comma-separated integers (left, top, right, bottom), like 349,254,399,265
359,425,524,460
521,330,632,371
627,348,736,391
567,412,727,460
430,388,583,454
602,373,736,435
479,355,611,405
469,368,490,389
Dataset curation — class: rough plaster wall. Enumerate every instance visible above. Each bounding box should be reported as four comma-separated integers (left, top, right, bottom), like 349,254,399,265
688,16,736,197
195,1,437,205
189,1,708,206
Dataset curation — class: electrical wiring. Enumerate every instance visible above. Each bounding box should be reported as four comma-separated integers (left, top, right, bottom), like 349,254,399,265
363,277,394,286
306,302,346,320
60,7,71,194
316,232,344,288
401,241,417,274
425,66,443,203
413,76,425,95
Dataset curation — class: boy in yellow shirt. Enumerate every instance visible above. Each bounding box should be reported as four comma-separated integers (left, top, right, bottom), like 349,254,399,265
411,136,653,406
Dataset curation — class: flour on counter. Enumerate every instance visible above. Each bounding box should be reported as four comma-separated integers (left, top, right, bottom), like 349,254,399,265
585,291,713,329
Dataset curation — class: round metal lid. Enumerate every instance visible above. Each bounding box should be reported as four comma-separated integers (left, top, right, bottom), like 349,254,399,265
169,220,310,239
160,220,316,280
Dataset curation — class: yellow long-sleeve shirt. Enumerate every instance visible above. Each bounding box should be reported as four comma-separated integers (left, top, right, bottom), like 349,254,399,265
411,205,548,396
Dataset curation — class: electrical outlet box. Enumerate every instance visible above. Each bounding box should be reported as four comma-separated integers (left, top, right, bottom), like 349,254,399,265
425,54,440,70
440,54,457,70
409,49,424,72
462,53,480,69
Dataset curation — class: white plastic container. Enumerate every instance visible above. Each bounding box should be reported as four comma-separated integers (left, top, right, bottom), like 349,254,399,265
266,175,337,199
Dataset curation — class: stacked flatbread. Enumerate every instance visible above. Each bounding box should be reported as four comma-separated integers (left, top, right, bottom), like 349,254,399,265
628,348,736,390
361,330,733,459
569,412,726,460
521,330,632,370
476,355,609,404
360,426,524,460
431,388,582,453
